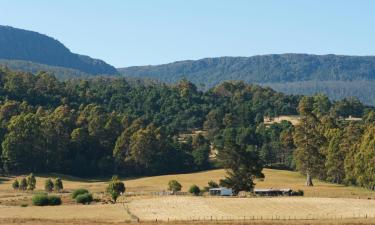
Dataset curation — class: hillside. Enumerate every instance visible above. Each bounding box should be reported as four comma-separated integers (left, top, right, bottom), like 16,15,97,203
0,25,118,76
119,54,375,105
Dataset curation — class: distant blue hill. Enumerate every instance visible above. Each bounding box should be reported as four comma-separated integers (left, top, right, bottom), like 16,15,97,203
119,54,375,105
0,25,118,76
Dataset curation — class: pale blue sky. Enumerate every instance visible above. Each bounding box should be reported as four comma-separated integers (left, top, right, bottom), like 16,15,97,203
1,0,375,67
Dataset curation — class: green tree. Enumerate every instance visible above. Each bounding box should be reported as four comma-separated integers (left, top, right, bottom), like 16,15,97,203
129,125,160,173
2,114,44,172
12,179,19,190
44,178,54,192
312,94,331,117
218,128,264,194
191,134,210,169
354,125,375,189
168,180,182,192
293,97,326,186
341,123,363,185
189,185,201,196
19,177,27,191
54,178,63,192
106,175,125,203
27,173,36,190
324,129,345,183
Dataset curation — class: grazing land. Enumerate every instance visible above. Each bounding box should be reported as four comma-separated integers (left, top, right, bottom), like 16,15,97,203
129,196,375,221
1,169,375,224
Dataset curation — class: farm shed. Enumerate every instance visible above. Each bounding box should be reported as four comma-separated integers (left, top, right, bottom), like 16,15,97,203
209,187,233,196
253,188,292,196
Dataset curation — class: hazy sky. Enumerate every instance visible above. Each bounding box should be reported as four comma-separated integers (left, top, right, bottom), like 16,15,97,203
1,0,375,67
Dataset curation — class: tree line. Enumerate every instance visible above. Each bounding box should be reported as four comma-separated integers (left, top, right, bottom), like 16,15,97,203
293,95,375,189
0,68,298,177
0,68,373,193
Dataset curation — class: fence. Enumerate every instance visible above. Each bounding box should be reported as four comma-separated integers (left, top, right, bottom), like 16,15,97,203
134,213,375,223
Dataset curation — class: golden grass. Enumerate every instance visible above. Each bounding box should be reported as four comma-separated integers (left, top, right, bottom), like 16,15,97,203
129,196,375,221
0,204,131,222
2,168,375,224
2,168,375,198
124,169,375,198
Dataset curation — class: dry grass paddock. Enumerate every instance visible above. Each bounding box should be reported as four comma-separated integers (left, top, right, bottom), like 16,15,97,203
2,169,375,224
128,196,375,221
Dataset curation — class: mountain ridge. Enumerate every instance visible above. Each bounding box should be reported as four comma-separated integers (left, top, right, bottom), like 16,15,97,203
0,25,118,76
119,54,375,105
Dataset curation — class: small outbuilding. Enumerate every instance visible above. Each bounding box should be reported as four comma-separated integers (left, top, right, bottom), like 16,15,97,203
209,187,233,196
253,188,293,196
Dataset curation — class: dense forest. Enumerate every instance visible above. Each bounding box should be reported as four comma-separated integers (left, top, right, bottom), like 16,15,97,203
0,68,299,177
0,25,117,76
120,54,375,106
267,80,375,106
0,68,374,193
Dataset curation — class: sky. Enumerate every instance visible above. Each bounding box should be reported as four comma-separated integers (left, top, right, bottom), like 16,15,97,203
1,0,375,67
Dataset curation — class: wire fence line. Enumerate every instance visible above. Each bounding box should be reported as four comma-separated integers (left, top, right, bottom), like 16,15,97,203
135,213,374,223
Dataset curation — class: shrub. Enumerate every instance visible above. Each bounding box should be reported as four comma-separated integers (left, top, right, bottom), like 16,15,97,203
106,175,125,203
168,180,182,192
32,193,62,206
32,193,49,206
189,185,201,196
44,178,54,192
20,203,28,207
54,178,63,192
48,195,62,205
75,193,93,204
19,178,27,191
26,173,36,190
12,179,19,190
72,188,89,199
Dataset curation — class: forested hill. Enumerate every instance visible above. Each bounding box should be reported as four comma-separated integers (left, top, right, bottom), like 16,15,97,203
119,54,375,106
0,25,118,76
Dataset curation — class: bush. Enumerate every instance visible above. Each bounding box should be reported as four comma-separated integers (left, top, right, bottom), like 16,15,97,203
106,175,125,203
72,188,89,199
189,185,201,196
20,203,28,207
48,195,62,205
32,193,62,206
12,179,19,190
54,178,63,192
44,178,54,192
75,193,93,204
26,173,36,190
168,180,182,192
19,178,27,191
32,193,49,206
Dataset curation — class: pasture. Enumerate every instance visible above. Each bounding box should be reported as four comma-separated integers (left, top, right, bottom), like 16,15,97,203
1,169,375,224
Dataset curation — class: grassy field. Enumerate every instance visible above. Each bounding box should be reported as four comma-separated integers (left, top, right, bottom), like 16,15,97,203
1,169,375,224
129,196,375,221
